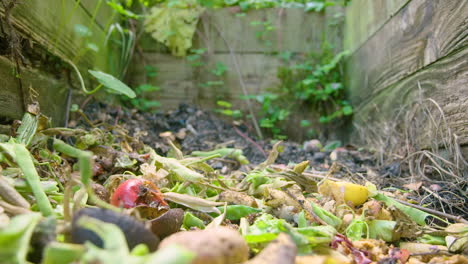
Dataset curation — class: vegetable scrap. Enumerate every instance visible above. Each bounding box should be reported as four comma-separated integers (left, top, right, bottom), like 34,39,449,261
0,105,466,264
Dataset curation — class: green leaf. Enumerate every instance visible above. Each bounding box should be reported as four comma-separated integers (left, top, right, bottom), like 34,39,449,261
310,202,342,228
217,205,261,221
368,220,396,242
106,1,139,19
142,100,161,109
342,105,353,115
146,244,195,264
183,212,206,229
216,100,232,108
88,70,136,98
295,225,336,239
323,140,342,151
42,242,85,264
300,120,311,128
244,214,310,249
297,211,308,228
137,84,160,93
346,216,368,241
373,193,434,226
144,1,205,56
0,213,42,264
418,234,446,245
211,62,228,76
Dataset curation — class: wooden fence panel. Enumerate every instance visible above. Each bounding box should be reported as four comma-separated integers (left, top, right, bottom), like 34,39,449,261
0,0,118,124
0,0,113,72
345,0,468,153
0,56,69,125
344,0,410,53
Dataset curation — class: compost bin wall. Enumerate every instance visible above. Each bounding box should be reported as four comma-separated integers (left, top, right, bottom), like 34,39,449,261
0,0,118,126
344,0,468,158
127,7,343,140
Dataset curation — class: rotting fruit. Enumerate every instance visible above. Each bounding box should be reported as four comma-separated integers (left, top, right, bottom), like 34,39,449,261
111,178,168,209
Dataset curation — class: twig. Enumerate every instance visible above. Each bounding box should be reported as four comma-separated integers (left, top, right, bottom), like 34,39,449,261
302,171,341,182
0,199,31,215
396,198,468,224
210,19,263,139
76,109,96,128
233,126,267,157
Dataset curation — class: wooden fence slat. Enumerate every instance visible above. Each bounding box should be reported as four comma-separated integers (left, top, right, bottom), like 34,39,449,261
128,52,290,110
344,0,410,53
140,8,327,54
0,0,111,73
354,47,468,146
199,8,326,53
0,56,69,125
346,0,468,106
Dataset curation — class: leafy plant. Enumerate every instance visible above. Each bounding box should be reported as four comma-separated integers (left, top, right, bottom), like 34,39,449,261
250,20,275,47
215,100,243,119
88,70,136,98
105,23,136,79
211,62,228,76
187,48,206,67
241,93,289,139
124,65,161,112
144,0,205,56
278,47,351,123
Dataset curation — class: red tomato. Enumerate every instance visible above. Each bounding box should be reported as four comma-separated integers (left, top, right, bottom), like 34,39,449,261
111,178,168,209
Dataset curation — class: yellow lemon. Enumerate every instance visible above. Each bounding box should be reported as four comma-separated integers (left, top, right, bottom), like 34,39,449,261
319,180,368,206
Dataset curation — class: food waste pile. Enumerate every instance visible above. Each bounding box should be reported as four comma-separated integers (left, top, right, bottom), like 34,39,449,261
0,104,466,264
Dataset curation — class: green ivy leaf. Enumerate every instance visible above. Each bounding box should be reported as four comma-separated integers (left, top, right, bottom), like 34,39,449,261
88,70,136,98
342,105,353,115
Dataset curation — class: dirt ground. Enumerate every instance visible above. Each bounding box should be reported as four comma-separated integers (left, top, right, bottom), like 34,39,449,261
76,102,466,220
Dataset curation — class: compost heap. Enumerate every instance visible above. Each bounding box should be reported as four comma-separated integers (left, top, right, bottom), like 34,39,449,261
0,104,466,264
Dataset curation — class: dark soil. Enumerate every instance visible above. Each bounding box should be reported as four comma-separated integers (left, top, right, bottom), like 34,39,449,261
79,103,374,169
76,102,467,219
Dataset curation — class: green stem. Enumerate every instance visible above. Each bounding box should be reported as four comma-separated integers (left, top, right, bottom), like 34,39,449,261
184,154,221,166
68,60,103,95
37,162,65,191
13,144,54,216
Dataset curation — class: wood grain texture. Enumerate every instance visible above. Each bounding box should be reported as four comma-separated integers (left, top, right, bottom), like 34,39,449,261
79,0,118,30
131,7,343,112
344,0,410,53
354,47,468,146
140,8,329,54
346,0,468,106
0,0,111,72
127,53,290,110
199,8,326,53
0,56,69,125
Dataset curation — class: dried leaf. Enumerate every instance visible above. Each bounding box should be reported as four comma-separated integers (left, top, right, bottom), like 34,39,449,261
403,181,423,191
163,192,224,213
